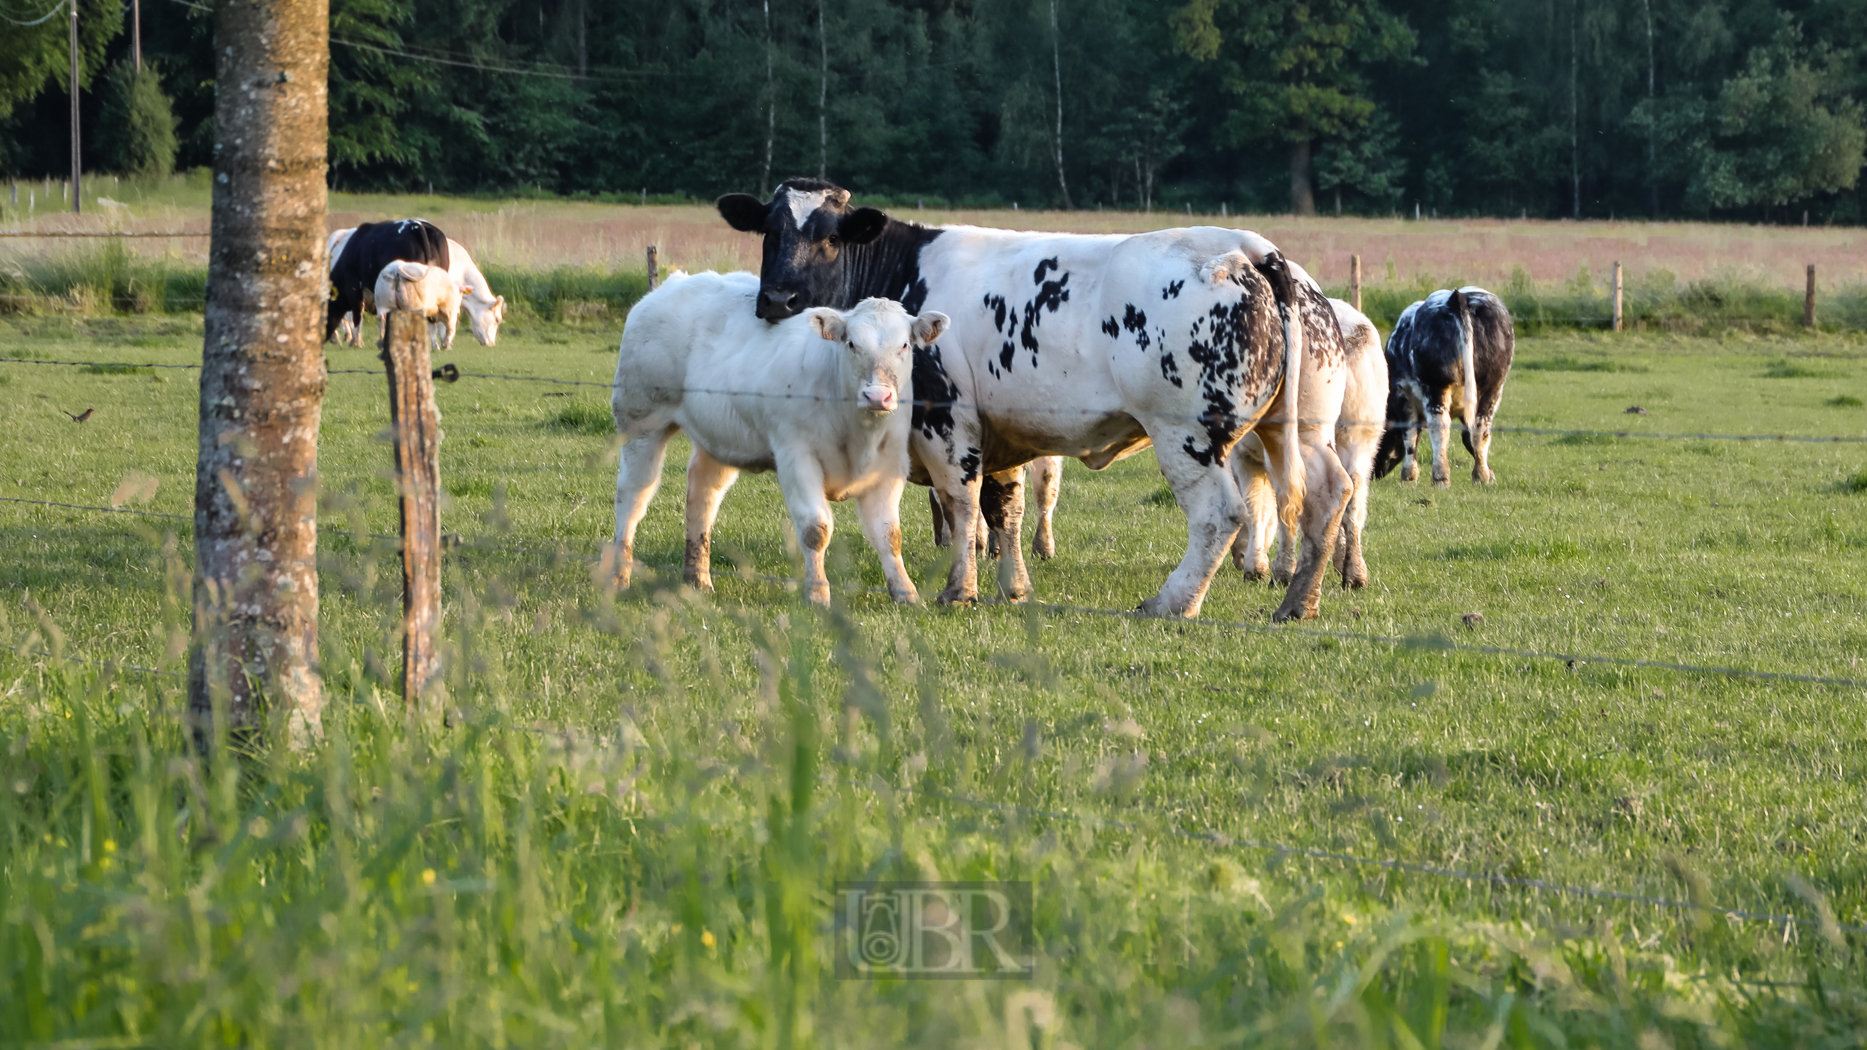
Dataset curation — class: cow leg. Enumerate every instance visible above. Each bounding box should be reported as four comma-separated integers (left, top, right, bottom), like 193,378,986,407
980,472,1011,559
1425,397,1454,488
1272,443,1352,622
1137,433,1246,619
1227,444,1276,581
775,453,835,607
929,488,951,547
611,423,677,590
1337,459,1373,589
856,483,918,604
1470,411,1497,484
1030,456,1062,559
982,467,1031,601
683,447,740,592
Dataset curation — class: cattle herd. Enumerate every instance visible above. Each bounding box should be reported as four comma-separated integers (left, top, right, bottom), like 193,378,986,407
328,184,1515,622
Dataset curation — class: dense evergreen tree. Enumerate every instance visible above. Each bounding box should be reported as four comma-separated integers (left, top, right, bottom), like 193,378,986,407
1,0,1862,222
96,61,179,177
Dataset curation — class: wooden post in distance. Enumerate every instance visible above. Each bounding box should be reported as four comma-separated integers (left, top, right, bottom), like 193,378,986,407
1349,254,1362,312
382,310,442,709
647,245,659,292
1612,261,1623,332
1805,265,1816,328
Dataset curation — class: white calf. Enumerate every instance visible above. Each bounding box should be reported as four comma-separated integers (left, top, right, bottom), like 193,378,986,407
609,271,949,606
374,261,463,348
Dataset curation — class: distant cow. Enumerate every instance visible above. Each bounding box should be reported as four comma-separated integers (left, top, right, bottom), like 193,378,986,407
447,239,507,347
327,228,360,344
327,219,450,344
1375,287,1515,486
1234,298,1389,590
609,271,949,606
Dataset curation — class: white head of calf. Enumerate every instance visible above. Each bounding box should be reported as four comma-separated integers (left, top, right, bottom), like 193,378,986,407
468,294,507,346
804,297,948,416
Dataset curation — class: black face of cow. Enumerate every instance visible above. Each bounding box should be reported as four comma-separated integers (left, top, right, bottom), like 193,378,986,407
717,181,889,322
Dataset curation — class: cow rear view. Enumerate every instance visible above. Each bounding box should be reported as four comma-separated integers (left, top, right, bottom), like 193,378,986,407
1376,287,1515,487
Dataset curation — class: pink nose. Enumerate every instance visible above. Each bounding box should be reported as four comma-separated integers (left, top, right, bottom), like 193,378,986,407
861,387,897,412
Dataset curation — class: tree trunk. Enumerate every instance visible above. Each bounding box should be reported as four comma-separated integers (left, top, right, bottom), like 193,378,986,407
1048,0,1073,209
190,0,329,748
1643,0,1657,218
1570,0,1580,220
1289,138,1316,215
818,1,828,180
761,0,774,196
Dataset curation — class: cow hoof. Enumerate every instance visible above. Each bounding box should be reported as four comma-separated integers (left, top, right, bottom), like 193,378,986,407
1270,603,1318,623
683,572,714,592
1474,470,1495,484
806,589,832,608
1240,565,1270,582
1343,564,1370,590
1136,595,1192,619
891,589,921,605
1033,538,1055,559
1270,566,1295,587
1432,478,1451,490
935,588,979,606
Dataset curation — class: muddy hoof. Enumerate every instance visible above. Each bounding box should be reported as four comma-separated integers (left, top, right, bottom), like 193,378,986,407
1270,602,1317,623
1033,539,1055,560
935,588,979,606
1270,567,1295,588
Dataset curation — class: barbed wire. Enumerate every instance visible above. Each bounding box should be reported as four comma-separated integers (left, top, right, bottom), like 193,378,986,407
0,231,209,238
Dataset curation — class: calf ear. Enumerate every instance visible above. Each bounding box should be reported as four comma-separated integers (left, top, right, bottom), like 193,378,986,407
911,311,950,347
807,308,848,344
838,207,889,245
717,194,771,232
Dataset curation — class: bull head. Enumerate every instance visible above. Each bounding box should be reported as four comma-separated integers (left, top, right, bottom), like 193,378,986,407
717,179,889,321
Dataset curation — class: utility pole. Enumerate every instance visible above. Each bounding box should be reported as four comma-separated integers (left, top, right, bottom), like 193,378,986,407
134,0,143,71
69,0,81,215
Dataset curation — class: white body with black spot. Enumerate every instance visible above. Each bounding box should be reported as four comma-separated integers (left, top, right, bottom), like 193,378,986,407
1376,287,1515,487
608,271,946,606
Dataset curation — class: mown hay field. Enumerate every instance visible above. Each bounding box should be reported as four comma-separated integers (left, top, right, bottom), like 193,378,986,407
0,292,1864,1044
10,176,1867,328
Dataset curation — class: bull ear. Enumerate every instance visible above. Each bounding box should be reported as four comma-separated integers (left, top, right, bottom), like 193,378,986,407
717,193,771,232
911,311,950,347
807,308,848,344
838,207,889,245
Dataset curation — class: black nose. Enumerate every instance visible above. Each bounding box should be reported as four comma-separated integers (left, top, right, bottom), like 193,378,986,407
758,288,803,321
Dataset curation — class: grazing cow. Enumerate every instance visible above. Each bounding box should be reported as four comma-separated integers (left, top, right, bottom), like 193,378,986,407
446,239,507,347
327,229,361,344
327,219,450,344
609,271,948,606
718,178,1339,620
374,261,463,346
1232,297,1388,590
1374,287,1515,486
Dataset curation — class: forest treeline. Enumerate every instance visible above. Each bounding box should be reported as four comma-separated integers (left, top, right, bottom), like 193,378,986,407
2,0,1864,221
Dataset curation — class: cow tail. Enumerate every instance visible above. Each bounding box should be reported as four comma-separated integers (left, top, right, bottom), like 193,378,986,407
1456,290,1478,430
1254,251,1305,534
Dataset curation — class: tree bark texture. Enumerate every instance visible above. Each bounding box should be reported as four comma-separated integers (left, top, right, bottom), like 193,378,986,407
381,311,442,710
190,0,329,748
1289,138,1316,215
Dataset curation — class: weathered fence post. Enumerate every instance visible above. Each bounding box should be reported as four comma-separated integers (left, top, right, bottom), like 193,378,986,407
1350,254,1362,312
1612,261,1623,332
381,310,442,710
1805,265,1817,328
647,245,659,292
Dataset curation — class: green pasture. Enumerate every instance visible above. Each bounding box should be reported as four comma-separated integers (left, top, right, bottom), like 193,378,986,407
1,314,1865,1046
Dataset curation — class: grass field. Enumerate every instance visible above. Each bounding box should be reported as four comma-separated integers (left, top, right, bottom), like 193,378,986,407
1,308,1865,1046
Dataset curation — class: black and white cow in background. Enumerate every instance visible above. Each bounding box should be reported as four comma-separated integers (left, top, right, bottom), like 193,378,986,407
1374,287,1515,487
717,178,1346,620
327,219,450,344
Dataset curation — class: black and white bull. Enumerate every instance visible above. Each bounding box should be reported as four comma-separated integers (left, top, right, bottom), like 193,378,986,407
1374,288,1515,487
717,178,1346,620
327,219,450,344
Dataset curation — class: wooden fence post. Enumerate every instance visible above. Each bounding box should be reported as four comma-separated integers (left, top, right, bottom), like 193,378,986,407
1612,261,1623,332
1805,264,1816,328
647,245,659,292
381,310,442,710
1349,254,1362,312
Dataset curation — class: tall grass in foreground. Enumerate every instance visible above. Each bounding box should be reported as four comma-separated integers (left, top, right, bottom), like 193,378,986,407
1,582,1860,1049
